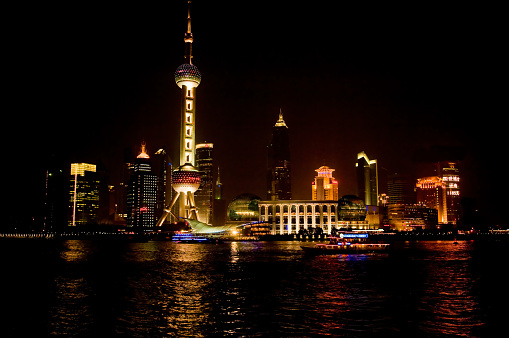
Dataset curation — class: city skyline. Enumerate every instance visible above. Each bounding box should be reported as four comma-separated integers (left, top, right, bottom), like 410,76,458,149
9,1,503,227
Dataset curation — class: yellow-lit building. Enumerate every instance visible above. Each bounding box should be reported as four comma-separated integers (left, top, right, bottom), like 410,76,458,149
312,166,338,200
69,163,99,227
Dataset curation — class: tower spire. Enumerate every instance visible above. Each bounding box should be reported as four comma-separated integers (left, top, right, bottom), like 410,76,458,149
184,0,194,64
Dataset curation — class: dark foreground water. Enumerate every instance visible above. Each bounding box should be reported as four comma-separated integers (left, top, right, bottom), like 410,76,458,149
1,239,508,337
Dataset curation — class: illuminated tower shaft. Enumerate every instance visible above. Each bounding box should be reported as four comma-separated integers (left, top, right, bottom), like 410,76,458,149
156,0,202,225
180,84,197,166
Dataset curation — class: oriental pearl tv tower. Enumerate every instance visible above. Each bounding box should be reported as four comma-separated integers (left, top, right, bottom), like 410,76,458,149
156,0,201,226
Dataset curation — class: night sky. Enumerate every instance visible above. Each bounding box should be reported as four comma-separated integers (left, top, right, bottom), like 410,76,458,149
9,1,504,226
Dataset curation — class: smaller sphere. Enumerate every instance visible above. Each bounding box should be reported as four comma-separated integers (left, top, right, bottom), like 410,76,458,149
175,63,201,88
172,164,201,193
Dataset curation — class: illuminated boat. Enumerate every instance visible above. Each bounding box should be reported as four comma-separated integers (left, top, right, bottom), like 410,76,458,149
172,232,220,243
300,232,390,254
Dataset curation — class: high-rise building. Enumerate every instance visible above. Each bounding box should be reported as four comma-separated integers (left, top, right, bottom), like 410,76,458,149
69,163,100,227
126,143,158,231
416,176,447,223
43,156,67,232
356,151,378,206
153,148,170,221
195,143,214,224
436,161,461,224
312,166,339,200
213,167,226,226
387,173,415,205
267,110,291,200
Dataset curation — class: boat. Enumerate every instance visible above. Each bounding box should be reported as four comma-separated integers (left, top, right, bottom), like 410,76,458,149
300,232,390,254
172,232,221,243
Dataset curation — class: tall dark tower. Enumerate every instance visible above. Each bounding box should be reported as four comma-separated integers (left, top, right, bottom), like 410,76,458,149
195,143,214,224
267,110,292,200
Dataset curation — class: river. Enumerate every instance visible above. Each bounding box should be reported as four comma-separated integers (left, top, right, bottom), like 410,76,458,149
1,239,507,337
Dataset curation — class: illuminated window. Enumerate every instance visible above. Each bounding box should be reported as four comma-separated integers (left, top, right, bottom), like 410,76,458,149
186,113,193,123
186,126,192,136
186,100,193,110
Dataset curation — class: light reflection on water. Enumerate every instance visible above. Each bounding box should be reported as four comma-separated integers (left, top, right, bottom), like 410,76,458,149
2,239,507,336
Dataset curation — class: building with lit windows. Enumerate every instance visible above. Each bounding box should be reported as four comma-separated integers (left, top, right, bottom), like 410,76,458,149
436,161,461,224
258,200,338,235
195,143,214,224
267,110,291,200
356,151,378,206
126,143,158,230
416,176,447,223
69,163,100,227
312,166,338,200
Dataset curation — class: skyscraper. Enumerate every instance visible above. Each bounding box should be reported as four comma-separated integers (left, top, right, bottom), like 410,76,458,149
356,151,378,206
312,166,339,200
69,163,100,227
416,176,448,223
436,161,461,224
195,143,214,224
267,110,291,200
126,142,158,231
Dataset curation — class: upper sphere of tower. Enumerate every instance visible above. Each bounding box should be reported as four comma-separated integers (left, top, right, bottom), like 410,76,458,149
175,63,201,88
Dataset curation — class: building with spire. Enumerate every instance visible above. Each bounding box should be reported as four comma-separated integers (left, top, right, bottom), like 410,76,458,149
267,110,292,200
156,0,202,226
126,142,158,231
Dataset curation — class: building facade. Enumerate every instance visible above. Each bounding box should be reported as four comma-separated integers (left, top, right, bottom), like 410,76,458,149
312,166,338,201
126,143,158,230
258,200,338,235
195,143,214,224
436,161,461,225
356,151,378,206
416,176,447,224
267,111,291,200
69,163,100,227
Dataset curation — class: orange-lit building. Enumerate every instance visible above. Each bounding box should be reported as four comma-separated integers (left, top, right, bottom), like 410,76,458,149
312,166,339,201
436,161,461,224
416,176,447,224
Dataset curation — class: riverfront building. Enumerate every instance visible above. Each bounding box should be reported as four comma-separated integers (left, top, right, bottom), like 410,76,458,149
416,176,447,224
69,163,100,227
436,161,461,224
195,143,214,224
126,143,158,230
267,110,292,201
312,166,338,201
356,151,378,206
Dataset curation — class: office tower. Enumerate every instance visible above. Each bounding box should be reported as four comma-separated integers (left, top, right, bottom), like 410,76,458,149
153,147,170,221
356,151,378,206
69,163,100,226
43,156,67,232
436,161,461,224
267,110,292,200
416,176,448,223
195,143,214,224
213,167,226,225
387,173,415,205
126,142,158,230
156,0,202,223
312,166,339,200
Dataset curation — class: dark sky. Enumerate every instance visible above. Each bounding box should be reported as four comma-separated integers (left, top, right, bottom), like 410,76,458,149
9,1,504,226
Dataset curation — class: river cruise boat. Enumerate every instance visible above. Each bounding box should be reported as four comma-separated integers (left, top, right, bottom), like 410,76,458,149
301,232,390,254
172,232,221,243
